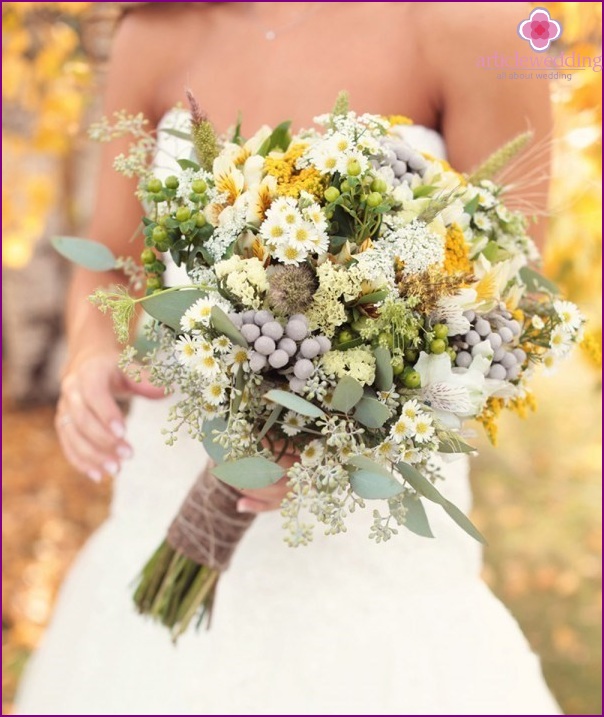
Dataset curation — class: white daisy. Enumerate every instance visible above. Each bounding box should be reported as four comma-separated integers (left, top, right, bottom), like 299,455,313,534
312,147,339,175
175,335,200,366
203,381,228,406
213,336,232,354
473,213,492,232
274,241,308,265
224,345,250,372
531,315,545,330
390,415,414,443
259,214,287,247
549,325,572,356
300,439,325,467
553,300,583,334
402,399,422,420
412,415,435,443
196,354,221,377
282,411,307,437
336,149,369,177
185,298,214,326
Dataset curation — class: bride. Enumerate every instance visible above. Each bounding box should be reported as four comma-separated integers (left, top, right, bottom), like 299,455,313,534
16,3,562,714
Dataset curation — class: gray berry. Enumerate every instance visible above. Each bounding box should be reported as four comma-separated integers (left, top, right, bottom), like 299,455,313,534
506,365,521,381
475,319,491,337
254,336,276,356
384,148,397,164
316,336,332,354
268,349,289,369
488,364,507,380
294,358,314,380
513,348,527,364
286,319,308,341
228,312,243,328
242,310,256,324
393,160,407,176
492,347,506,362
262,321,284,341
465,330,481,346
456,351,472,368
249,352,267,372
402,172,415,184
408,154,428,172
463,310,476,322
254,310,273,327
289,377,306,394
488,333,502,350
278,337,297,357
508,319,521,336
500,352,517,369
300,338,321,359
240,324,260,342
499,326,514,343
394,144,412,162
289,313,308,326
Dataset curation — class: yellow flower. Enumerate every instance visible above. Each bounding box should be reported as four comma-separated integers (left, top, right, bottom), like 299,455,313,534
265,143,326,199
386,115,413,126
444,223,472,274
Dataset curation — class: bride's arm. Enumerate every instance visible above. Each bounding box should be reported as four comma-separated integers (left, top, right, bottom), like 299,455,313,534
417,2,553,247
57,14,167,481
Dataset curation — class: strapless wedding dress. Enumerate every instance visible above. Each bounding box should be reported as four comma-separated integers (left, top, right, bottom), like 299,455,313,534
15,113,562,716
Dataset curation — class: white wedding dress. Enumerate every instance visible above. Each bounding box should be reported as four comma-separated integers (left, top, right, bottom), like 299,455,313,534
15,114,562,716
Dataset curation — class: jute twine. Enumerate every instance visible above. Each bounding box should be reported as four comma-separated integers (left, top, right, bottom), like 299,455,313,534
167,463,255,571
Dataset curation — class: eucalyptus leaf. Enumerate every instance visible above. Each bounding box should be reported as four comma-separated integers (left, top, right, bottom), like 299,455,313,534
464,195,480,216
141,289,207,331
438,434,476,454
256,405,283,443
177,158,201,171
212,456,284,489
373,346,393,391
332,376,364,413
349,469,403,499
211,306,248,347
263,390,325,418
202,416,228,464
160,128,192,141
52,236,116,271
413,185,437,198
355,289,389,305
401,494,434,538
395,462,486,544
519,266,560,295
346,455,393,479
353,396,390,428
257,121,292,157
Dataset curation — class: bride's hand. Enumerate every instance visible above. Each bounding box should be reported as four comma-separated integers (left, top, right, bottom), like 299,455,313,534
56,352,165,482
237,446,298,514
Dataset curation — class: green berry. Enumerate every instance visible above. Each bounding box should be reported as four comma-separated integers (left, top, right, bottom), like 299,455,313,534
366,192,382,208
340,179,351,193
347,159,362,177
404,348,419,363
371,177,388,193
403,370,421,389
151,193,166,203
152,226,167,243
447,347,457,362
377,331,393,349
324,186,340,203
147,178,162,193
146,276,162,291
175,206,191,222
433,323,449,340
430,338,447,354
140,248,156,265
392,357,405,376
337,329,355,344
164,175,179,189
194,212,207,227
192,179,207,194
188,193,202,203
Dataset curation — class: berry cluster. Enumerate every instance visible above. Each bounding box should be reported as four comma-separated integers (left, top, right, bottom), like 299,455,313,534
379,139,429,186
229,311,331,389
453,307,526,381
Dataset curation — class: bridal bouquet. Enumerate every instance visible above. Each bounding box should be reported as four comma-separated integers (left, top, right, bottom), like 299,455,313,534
54,92,584,639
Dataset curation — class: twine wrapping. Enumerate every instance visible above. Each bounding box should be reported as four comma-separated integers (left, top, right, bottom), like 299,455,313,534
167,463,255,571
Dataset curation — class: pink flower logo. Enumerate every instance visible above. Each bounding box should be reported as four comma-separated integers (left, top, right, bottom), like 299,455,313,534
518,7,562,52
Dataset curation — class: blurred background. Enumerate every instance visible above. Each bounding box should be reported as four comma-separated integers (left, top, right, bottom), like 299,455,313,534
1,2,601,714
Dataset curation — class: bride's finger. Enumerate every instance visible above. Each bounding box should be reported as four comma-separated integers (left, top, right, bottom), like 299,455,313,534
58,420,121,478
236,496,281,513
61,393,127,455
78,375,127,439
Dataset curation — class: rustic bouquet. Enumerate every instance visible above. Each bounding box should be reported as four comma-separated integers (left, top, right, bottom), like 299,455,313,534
54,92,584,639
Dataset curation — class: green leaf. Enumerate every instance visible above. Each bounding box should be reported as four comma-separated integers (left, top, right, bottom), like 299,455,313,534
355,289,389,305
373,347,393,391
202,416,228,464
256,405,283,443
332,376,364,413
395,462,486,544
413,184,437,198
401,494,434,538
519,266,560,295
346,454,394,479
353,396,390,428
349,469,403,500
464,195,480,216
263,390,325,419
212,456,284,489
52,236,116,271
141,289,207,331
160,128,192,141
257,121,292,157
210,306,248,347
438,433,476,454
177,158,201,171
